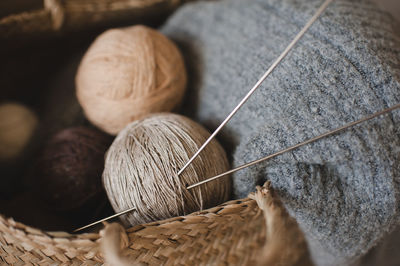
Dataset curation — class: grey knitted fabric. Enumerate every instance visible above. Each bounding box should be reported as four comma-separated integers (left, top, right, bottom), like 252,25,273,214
161,0,400,265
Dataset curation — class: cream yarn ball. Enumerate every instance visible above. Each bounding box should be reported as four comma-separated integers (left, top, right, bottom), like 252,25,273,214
0,103,38,161
102,113,231,226
76,25,187,135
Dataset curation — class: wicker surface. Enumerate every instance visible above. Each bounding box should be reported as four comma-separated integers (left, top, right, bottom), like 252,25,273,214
0,198,265,265
0,0,192,39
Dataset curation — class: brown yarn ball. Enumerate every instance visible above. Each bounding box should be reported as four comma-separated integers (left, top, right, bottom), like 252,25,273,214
36,127,112,211
76,25,187,135
103,113,231,227
0,103,38,161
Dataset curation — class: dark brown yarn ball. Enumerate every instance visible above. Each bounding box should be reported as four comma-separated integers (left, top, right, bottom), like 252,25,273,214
36,127,112,211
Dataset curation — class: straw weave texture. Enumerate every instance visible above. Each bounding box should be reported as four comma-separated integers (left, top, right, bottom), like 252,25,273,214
1,198,265,265
0,0,192,39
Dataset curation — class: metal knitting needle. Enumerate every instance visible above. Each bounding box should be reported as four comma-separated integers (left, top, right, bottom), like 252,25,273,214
176,0,334,177
74,104,400,232
74,206,136,232
187,103,400,190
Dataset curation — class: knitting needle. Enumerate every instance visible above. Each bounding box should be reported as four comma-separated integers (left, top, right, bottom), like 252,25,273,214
74,206,136,232
176,0,334,177
74,103,400,232
74,0,333,233
187,103,400,190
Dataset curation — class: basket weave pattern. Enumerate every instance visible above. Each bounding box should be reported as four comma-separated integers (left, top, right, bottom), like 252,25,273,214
1,199,265,265
0,0,191,39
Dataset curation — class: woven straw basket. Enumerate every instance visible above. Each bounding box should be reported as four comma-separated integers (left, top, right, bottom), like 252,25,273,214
1,198,266,265
0,1,307,265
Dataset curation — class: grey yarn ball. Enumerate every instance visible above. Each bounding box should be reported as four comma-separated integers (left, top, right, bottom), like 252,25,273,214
161,0,400,265
102,113,231,227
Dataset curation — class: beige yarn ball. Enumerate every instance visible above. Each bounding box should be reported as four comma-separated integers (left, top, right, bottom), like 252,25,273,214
76,25,187,135
0,103,38,161
103,113,231,226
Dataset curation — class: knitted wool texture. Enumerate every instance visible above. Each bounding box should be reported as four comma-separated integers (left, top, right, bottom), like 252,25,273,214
161,0,400,265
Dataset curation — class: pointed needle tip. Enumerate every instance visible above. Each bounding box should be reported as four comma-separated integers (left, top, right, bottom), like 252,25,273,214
72,207,136,233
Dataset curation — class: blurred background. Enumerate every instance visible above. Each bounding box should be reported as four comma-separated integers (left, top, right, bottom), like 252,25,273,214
373,0,400,22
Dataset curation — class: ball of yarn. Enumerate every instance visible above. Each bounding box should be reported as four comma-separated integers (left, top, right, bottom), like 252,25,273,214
103,113,231,226
76,25,187,135
0,103,38,161
36,127,112,211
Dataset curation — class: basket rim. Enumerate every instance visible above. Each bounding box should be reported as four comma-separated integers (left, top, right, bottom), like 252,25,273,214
0,197,257,263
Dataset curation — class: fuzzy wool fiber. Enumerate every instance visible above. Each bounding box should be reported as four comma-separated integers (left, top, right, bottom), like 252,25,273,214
161,0,400,265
